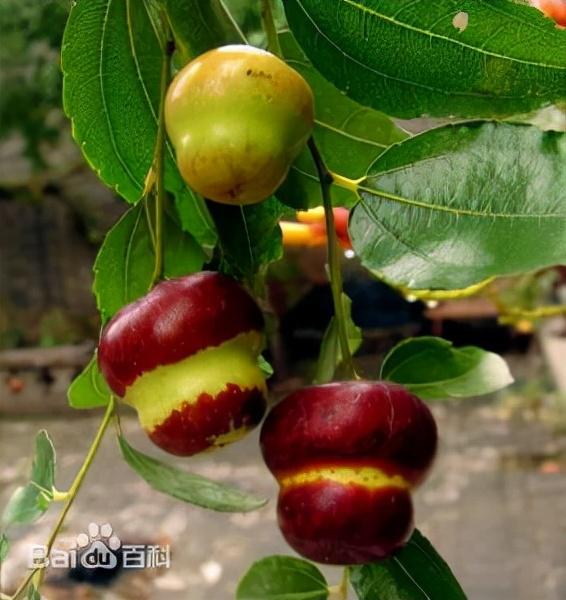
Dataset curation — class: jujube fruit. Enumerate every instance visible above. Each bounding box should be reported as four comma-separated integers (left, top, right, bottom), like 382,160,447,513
165,45,314,205
532,0,566,26
260,381,437,564
98,272,267,456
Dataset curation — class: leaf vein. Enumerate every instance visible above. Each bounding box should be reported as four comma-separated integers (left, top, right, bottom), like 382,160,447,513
99,0,141,191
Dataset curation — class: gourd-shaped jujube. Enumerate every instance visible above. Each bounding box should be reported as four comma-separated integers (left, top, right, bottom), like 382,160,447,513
260,381,437,564
98,272,267,456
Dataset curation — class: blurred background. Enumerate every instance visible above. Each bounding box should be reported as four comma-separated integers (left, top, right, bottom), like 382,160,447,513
1,1,566,599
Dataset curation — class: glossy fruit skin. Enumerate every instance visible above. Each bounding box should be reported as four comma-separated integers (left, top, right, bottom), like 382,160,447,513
165,45,314,205
98,272,267,456
260,381,437,564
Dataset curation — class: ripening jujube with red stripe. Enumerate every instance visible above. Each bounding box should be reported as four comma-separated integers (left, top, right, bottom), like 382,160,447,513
98,272,267,456
260,381,437,564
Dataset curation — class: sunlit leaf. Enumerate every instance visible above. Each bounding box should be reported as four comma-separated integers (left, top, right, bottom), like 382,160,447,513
350,123,566,290
381,337,514,400
285,0,566,118
277,30,408,209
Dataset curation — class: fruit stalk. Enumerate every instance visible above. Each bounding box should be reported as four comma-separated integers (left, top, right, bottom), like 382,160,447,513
307,138,356,378
260,0,282,57
149,33,173,285
339,568,349,599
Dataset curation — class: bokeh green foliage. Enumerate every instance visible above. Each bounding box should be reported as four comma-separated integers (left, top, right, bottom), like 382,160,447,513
0,0,69,167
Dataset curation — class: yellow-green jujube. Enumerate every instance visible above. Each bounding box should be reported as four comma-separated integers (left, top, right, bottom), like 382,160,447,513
165,45,314,205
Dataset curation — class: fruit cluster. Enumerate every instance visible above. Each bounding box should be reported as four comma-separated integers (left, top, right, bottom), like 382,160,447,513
96,44,439,566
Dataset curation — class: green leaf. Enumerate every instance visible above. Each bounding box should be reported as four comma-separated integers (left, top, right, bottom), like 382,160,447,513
277,30,408,209
30,431,56,490
315,293,361,383
350,122,566,290
381,337,513,400
61,0,216,246
0,533,9,562
2,486,47,526
237,555,328,600
162,212,208,279
165,0,245,66
68,354,112,409
349,529,467,600
257,355,274,379
2,431,55,525
118,435,267,512
285,0,566,119
26,586,40,600
209,198,287,281
94,203,205,321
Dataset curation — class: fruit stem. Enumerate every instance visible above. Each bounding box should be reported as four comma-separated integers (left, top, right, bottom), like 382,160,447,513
498,303,566,320
11,398,115,599
308,138,357,379
149,30,173,286
327,568,349,599
50,487,70,503
260,0,282,57
339,567,350,599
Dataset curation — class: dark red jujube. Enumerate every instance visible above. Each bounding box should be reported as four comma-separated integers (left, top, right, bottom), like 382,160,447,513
260,381,437,564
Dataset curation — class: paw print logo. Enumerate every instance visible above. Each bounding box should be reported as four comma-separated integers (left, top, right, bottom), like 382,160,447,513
76,522,121,569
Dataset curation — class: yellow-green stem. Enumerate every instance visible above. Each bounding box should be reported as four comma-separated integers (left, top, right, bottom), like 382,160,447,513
149,39,171,285
10,569,35,600
328,568,349,599
12,398,115,599
339,567,349,599
500,304,566,320
51,488,70,503
330,171,364,194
